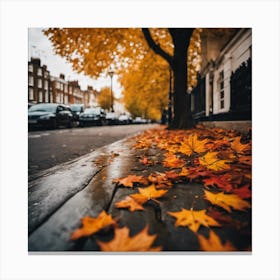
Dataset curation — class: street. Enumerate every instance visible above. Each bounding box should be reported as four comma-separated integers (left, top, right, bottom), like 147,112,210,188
28,124,158,176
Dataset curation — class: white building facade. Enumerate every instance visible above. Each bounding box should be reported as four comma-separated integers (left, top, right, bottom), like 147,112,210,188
191,28,252,121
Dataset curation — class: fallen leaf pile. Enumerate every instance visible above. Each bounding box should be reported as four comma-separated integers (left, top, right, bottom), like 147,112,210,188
70,124,252,252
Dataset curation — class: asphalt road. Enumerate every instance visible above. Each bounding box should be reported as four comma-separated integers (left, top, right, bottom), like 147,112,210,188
28,124,158,176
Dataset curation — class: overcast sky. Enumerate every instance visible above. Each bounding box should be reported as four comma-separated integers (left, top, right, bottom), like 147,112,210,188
28,28,122,97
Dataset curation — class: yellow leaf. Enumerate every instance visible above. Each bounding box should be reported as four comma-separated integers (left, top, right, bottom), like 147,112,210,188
97,226,162,251
199,152,232,171
179,134,208,156
168,208,220,233
204,190,251,212
198,230,236,251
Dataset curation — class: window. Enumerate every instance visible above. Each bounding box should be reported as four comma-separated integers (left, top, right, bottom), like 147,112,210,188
219,71,225,109
37,68,42,76
44,71,49,78
44,81,48,90
37,78,42,88
56,81,60,89
28,76,34,86
28,64,33,72
45,91,49,103
29,88,34,100
64,84,68,93
38,90,43,102
69,86,72,94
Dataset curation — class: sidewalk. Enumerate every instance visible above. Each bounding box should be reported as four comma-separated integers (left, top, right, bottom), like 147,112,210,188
28,124,252,252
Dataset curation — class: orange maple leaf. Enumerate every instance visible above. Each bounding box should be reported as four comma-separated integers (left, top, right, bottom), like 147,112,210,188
204,190,251,212
198,230,236,251
168,208,220,233
97,226,162,251
70,211,116,240
115,196,144,212
199,152,232,171
231,136,250,154
163,153,185,168
130,184,168,202
148,172,172,188
113,175,148,188
179,134,208,156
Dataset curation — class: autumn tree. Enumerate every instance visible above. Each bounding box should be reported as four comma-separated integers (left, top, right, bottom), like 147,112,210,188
97,87,114,111
43,28,216,128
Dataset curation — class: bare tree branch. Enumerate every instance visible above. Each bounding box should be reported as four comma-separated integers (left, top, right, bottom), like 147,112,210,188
141,28,173,66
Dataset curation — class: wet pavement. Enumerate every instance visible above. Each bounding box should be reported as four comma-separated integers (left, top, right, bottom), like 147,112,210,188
28,126,251,252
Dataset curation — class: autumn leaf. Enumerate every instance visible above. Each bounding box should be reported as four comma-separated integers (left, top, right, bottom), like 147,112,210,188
198,230,236,251
231,136,250,154
113,175,148,188
168,208,220,233
97,226,162,251
199,152,232,171
130,184,168,203
238,155,252,165
179,134,208,156
70,211,116,240
140,157,152,165
163,153,185,168
203,174,233,192
148,172,172,188
204,190,251,212
115,196,144,212
232,185,251,199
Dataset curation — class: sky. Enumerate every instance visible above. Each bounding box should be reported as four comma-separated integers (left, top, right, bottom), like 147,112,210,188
28,28,122,97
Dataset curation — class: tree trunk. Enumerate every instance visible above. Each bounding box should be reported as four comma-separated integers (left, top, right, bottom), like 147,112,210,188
142,28,195,129
169,29,194,129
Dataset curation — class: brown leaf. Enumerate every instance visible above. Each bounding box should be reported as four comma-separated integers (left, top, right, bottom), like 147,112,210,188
97,226,162,251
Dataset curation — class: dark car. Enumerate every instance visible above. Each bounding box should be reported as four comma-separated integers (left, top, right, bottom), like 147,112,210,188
28,103,74,130
79,107,106,127
70,104,84,122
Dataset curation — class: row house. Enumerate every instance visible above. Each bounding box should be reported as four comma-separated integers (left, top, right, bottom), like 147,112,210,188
28,58,51,104
50,74,69,104
28,57,99,107
190,28,252,122
83,86,99,108
68,80,84,104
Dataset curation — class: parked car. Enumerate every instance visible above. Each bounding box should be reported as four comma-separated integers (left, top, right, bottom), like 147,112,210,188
28,103,74,129
79,107,106,126
70,104,84,122
133,117,148,124
106,112,119,125
118,114,132,125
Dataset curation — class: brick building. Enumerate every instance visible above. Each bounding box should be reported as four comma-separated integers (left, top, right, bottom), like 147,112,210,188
28,57,51,104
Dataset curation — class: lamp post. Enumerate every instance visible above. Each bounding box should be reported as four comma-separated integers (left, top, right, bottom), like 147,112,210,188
108,68,114,112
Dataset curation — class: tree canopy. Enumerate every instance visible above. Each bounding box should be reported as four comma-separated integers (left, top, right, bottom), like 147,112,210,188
44,28,235,128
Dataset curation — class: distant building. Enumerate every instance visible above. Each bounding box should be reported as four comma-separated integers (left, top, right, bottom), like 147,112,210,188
28,57,51,104
191,28,252,121
50,74,69,104
83,86,99,108
68,80,84,104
